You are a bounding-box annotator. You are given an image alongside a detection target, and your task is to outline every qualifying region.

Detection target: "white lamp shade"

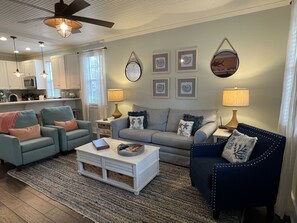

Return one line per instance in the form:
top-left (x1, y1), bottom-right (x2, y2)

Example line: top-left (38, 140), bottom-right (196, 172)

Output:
top-left (108, 89), bottom-right (124, 102)
top-left (223, 88), bottom-right (249, 107)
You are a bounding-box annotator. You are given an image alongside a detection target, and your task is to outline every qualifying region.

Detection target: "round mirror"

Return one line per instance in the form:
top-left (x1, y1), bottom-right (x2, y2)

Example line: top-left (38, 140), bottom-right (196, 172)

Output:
top-left (210, 50), bottom-right (239, 78)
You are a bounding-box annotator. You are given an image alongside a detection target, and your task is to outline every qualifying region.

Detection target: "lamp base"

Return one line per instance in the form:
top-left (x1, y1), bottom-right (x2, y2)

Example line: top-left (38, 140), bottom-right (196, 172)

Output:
top-left (225, 109), bottom-right (238, 132)
top-left (112, 104), bottom-right (122, 119)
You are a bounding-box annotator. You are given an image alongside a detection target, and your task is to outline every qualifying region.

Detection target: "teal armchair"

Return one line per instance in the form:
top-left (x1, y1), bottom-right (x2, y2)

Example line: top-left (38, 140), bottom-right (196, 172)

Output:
top-left (0, 110), bottom-right (59, 167)
top-left (40, 106), bottom-right (92, 152)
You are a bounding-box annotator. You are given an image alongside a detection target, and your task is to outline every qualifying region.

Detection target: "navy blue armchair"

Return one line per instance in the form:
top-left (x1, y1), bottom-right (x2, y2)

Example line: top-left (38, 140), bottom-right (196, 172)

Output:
top-left (190, 123), bottom-right (286, 220)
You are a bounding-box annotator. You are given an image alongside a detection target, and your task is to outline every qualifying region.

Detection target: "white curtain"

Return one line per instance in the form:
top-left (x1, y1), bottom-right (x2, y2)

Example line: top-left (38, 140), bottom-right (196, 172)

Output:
top-left (80, 49), bottom-right (107, 131)
top-left (276, 0), bottom-right (297, 218)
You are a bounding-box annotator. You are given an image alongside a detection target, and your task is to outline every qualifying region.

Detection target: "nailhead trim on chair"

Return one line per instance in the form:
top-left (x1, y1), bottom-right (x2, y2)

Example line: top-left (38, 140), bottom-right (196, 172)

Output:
top-left (211, 123), bottom-right (284, 211)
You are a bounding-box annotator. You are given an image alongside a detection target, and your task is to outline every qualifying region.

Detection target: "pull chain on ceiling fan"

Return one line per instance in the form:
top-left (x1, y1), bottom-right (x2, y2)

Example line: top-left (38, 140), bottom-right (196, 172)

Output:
top-left (9, 0), bottom-right (114, 38)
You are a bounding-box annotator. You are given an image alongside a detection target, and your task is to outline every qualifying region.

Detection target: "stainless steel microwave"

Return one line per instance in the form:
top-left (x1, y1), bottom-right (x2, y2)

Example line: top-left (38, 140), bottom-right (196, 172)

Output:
top-left (24, 76), bottom-right (37, 89)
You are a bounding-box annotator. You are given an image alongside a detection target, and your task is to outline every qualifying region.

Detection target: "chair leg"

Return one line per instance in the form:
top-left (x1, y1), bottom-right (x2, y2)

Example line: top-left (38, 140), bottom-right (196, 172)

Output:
top-left (266, 205), bottom-right (275, 222)
top-left (213, 210), bottom-right (220, 220)
top-left (0, 159), bottom-right (4, 165)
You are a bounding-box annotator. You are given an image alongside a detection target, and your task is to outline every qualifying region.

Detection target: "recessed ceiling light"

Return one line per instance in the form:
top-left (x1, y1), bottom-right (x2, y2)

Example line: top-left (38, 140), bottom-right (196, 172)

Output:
top-left (14, 50), bottom-right (19, 53)
top-left (25, 47), bottom-right (31, 51)
top-left (0, 37), bottom-right (7, 41)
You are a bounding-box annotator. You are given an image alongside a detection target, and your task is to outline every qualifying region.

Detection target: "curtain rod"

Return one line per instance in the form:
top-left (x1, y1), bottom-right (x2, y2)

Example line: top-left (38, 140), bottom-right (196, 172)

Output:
top-left (77, 46), bottom-right (107, 54)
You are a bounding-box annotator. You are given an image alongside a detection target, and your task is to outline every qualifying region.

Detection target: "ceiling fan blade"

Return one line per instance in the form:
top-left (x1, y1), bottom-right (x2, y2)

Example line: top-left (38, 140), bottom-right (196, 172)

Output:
top-left (18, 17), bottom-right (51, 24)
top-left (5, 0), bottom-right (54, 14)
top-left (71, 29), bottom-right (81, 34)
top-left (70, 16), bottom-right (114, 28)
top-left (63, 0), bottom-right (90, 16)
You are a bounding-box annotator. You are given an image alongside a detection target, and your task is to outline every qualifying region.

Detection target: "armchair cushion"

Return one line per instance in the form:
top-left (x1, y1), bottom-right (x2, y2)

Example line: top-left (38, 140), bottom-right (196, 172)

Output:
top-left (222, 129), bottom-right (258, 163)
top-left (54, 118), bottom-right (78, 131)
top-left (41, 106), bottom-right (74, 125)
top-left (9, 124), bottom-right (41, 142)
top-left (66, 129), bottom-right (90, 140)
top-left (21, 137), bottom-right (54, 152)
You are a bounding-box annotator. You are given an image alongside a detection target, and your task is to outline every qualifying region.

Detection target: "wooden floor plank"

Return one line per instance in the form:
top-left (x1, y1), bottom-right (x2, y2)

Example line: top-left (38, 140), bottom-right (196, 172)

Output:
top-left (0, 202), bottom-right (27, 223)
top-left (13, 204), bottom-right (54, 223)
top-left (45, 207), bottom-right (93, 223)
top-left (0, 187), bottom-right (23, 210)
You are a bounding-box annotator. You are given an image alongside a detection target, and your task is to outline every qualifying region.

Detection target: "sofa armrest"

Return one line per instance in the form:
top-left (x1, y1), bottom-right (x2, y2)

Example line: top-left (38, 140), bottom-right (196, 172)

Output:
top-left (0, 134), bottom-right (22, 166)
top-left (76, 120), bottom-right (93, 141)
top-left (111, 117), bottom-right (128, 139)
top-left (44, 125), bottom-right (67, 151)
top-left (194, 122), bottom-right (217, 143)
top-left (41, 126), bottom-right (60, 153)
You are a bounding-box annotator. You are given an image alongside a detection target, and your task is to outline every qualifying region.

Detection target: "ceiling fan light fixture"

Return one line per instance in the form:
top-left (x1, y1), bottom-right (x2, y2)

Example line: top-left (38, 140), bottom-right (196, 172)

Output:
top-left (44, 17), bottom-right (82, 38)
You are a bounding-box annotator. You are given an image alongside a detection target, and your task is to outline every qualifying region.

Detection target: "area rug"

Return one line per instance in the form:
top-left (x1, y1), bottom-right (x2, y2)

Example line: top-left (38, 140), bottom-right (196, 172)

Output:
top-left (8, 153), bottom-right (238, 223)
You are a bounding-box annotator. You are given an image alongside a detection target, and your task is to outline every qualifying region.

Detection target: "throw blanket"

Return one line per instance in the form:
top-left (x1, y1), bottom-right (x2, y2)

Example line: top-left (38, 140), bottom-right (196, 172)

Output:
top-left (0, 111), bottom-right (20, 133)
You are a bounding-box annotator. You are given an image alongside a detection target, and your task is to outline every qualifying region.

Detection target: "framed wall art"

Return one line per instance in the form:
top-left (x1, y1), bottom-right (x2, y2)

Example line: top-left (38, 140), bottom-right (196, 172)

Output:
top-left (176, 77), bottom-right (197, 99)
top-left (176, 47), bottom-right (197, 72)
top-left (152, 78), bottom-right (170, 98)
top-left (152, 52), bottom-right (170, 73)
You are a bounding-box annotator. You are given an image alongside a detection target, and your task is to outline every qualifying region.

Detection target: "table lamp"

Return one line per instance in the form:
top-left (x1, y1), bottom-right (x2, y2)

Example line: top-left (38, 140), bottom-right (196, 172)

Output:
top-left (108, 89), bottom-right (124, 119)
top-left (222, 87), bottom-right (249, 131)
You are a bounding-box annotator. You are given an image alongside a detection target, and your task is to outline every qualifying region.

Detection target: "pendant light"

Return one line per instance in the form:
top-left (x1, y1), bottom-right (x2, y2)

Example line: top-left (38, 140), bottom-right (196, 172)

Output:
top-left (10, 36), bottom-right (23, 77)
top-left (39, 41), bottom-right (47, 78)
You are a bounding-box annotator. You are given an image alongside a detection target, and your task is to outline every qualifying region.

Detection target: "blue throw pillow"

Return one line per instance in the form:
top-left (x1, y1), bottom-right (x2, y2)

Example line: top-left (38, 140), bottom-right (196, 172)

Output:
top-left (127, 111), bottom-right (148, 128)
top-left (183, 114), bottom-right (204, 136)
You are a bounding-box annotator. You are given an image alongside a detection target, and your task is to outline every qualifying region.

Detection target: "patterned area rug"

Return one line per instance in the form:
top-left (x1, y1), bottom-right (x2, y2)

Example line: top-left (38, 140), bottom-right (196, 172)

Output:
top-left (8, 153), bottom-right (238, 223)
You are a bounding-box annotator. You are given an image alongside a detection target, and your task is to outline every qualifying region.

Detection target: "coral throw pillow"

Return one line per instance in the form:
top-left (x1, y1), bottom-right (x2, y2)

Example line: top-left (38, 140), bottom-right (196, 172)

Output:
top-left (9, 124), bottom-right (41, 141)
top-left (54, 119), bottom-right (78, 131)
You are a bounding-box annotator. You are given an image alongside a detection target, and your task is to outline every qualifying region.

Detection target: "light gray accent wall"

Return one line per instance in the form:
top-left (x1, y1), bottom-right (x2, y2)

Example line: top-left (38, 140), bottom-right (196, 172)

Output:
top-left (105, 6), bottom-right (290, 132)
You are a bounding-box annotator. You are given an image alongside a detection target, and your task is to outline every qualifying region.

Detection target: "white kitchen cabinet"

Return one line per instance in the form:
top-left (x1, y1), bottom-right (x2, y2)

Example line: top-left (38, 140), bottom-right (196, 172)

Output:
top-left (51, 54), bottom-right (80, 89)
top-left (0, 61), bottom-right (9, 89)
top-left (5, 61), bottom-right (23, 89)
top-left (50, 55), bottom-right (66, 89)
top-left (64, 54), bottom-right (81, 89)
top-left (21, 60), bottom-right (46, 89)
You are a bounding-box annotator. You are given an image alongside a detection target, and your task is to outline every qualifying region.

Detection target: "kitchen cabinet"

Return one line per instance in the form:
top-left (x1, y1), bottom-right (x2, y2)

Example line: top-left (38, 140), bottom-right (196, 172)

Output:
top-left (50, 54), bottom-right (80, 89)
top-left (20, 60), bottom-right (46, 89)
top-left (51, 55), bottom-right (66, 89)
top-left (0, 61), bottom-right (9, 89)
top-left (5, 61), bottom-right (23, 89)
top-left (64, 54), bottom-right (81, 89)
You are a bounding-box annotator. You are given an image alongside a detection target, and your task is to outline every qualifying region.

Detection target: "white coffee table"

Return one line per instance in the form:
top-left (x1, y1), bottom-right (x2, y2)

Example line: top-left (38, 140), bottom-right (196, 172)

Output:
top-left (75, 138), bottom-right (160, 195)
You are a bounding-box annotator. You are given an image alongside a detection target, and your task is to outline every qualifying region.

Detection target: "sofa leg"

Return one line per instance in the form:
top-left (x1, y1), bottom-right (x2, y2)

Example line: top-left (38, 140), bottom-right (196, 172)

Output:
top-left (266, 205), bottom-right (275, 222)
top-left (0, 159), bottom-right (4, 165)
top-left (213, 210), bottom-right (220, 220)
top-left (54, 154), bottom-right (59, 158)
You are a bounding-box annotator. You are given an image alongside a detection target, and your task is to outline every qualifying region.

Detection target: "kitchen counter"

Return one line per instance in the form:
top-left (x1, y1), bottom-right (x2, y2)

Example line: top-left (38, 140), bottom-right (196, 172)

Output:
top-left (0, 98), bottom-right (82, 114)
top-left (0, 98), bottom-right (80, 106)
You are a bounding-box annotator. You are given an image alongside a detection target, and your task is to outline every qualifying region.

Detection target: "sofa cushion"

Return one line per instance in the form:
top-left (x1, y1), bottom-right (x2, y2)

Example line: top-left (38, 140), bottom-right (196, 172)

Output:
top-left (9, 124), bottom-right (41, 142)
top-left (177, 119), bottom-right (194, 137)
top-left (128, 111), bottom-right (148, 128)
top-left (41, 106), bottom-right (74, 125)
top-left (21, 137), bottom-right (54, 153)
top-left (15, 110), bottom-right (38, 128)
top-left (152, 132), bottom-right (193, 150)
top-left (129, 116), bottom-right (144, 129)
top-left (54, 118), bottom-right (78, 131)
top-left (119, 128), bottom-right (161, 143)
top-left (133, 105), bottom-right (169, 131)
top-left (66, 129), bottom-right (89, 140)
top-left (183, 114), bottom-right (204, 136)
top-left (166, 109), bottom-right (217, 132)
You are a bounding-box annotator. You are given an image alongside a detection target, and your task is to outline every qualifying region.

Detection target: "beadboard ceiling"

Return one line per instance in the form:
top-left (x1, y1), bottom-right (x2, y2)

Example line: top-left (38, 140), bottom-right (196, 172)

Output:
top-left (0, 0), bottom-right (290, 56)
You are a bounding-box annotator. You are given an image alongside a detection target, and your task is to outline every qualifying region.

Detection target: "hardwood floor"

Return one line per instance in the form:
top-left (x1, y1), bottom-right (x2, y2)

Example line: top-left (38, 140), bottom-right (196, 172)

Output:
top-left (0, 160), bottom-right (291, 223)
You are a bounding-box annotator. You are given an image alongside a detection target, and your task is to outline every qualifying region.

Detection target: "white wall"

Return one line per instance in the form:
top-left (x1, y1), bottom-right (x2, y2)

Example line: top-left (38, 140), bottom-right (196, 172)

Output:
top-left (105, 6), bottom-right (290, 132)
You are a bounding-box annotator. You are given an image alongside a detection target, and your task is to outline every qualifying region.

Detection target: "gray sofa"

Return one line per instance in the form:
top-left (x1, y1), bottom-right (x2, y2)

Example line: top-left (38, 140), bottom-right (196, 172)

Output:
top-left (111, 105), bottom-right (217, 166)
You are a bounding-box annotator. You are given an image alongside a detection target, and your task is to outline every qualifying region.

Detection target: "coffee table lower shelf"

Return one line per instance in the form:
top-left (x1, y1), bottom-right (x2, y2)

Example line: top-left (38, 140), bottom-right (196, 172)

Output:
top-left (77, 154), bottom-right (159, 195)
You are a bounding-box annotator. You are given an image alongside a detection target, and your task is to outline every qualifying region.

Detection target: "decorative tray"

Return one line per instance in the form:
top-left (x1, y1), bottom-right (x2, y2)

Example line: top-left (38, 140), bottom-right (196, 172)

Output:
top-left (117, 143), bottom-right (144, 156)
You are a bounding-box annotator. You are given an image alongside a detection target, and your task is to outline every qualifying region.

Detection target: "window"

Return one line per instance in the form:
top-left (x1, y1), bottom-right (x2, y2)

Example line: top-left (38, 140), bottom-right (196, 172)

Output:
top-left (45, 61), bottom-right (60, 98)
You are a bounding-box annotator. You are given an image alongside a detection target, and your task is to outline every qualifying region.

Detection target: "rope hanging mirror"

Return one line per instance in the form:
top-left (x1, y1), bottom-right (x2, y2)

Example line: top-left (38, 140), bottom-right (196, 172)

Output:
top-left (125, 51), bottom-right (143, 82)
top-left (210, 38), bottom-right (239, 78)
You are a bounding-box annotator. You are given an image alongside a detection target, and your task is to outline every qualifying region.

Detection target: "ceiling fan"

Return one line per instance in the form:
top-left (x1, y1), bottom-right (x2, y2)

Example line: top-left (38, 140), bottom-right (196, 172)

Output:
top-left (8, 0), bottom-right (114, 38)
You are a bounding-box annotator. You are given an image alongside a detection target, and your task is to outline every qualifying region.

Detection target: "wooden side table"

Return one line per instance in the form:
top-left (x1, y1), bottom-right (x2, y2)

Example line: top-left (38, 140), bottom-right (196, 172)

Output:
top-left (96, 118), bottom-right (114, 138)
top-left (213, 128), bottom-right (231, 142)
